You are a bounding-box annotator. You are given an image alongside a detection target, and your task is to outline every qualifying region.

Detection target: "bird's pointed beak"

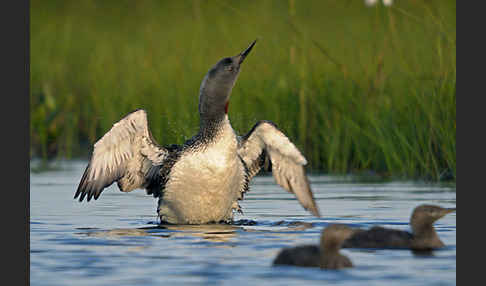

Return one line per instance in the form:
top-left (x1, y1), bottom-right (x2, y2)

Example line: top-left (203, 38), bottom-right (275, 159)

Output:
top-left (444, 208), bottom-right (456, 214)
top-left (438, 207), bottom-right (456, 218)
top-left (237, 39), bottom-right (257, 65)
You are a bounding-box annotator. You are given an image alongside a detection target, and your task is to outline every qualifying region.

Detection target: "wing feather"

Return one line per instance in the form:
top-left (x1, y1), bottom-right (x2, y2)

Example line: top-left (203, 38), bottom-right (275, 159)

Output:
top-left (238, 120), bottom-right (320, 217)
top-left (74, 109), bottom-right (167, 202)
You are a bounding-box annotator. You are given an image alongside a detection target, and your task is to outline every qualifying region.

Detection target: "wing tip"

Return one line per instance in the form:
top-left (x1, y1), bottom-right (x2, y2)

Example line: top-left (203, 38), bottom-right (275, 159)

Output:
top-left (126, 108), bottom-right (147, 117)
top-left (75, 180), bottom-right (107, 202)
top-left (309, 205), bottom-right (321, 217)
top-left (128, 108), bottom-right (148, 121)
top-left (74, 184), bottom-right (86, 202)
top-left (306, 181), bottom-right (320, 218)
top-left (78, 189), bottom-right (88, 202)
top-left (75, 177), bottom-right (94, 203)
top-left (75, 177), bottom-right (89, 202)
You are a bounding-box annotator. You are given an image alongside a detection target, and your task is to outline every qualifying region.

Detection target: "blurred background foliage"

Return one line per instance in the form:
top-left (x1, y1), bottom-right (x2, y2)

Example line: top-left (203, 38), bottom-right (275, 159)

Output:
top-left (30, 0), bottom-right (456, 180)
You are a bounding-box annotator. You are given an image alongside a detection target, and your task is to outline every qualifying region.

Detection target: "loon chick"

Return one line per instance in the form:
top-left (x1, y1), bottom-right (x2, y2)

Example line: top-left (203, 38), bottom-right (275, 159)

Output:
top-left (273, 224), bottom-right (356, 269)
top-left (74, 40), bottom-right (320, 224)
top-left (342, 204), bottom-right (455, 250)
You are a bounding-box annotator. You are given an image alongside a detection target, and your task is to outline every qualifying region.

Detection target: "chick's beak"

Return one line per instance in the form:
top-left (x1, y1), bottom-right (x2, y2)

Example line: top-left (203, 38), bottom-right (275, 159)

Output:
top-left (438, 207), bottom-right (456, 218)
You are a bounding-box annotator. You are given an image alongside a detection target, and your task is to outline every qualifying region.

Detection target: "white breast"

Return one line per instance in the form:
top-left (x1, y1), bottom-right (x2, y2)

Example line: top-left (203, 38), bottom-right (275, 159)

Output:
top-left (159, 120), bottom-right (246, 224)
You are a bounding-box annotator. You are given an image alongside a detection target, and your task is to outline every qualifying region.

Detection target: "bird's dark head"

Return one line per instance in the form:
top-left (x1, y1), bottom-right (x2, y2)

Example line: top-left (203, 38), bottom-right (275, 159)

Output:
top-left (320, 224), bottom-right (357, 251)
top-left (410, 204), bottom-right (455, 232)
top-left (199, 40), bottom-right (257, 121)
top-left (319, 224), bottom-right (356, 269)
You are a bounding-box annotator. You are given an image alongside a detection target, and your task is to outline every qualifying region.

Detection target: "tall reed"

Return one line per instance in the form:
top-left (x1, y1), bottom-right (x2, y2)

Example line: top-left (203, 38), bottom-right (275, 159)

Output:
top-left (30, 0), bottom-right (456, 180)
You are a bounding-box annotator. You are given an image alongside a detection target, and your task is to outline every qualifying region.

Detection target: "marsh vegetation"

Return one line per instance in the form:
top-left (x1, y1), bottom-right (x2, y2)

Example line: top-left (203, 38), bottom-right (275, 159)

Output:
top-left (30, 0), bottom-right (456, 180)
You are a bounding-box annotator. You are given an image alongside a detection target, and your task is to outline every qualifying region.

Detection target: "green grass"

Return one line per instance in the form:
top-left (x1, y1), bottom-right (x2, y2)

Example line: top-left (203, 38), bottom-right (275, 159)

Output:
top-left (30, 0), bottom-right (456, 181)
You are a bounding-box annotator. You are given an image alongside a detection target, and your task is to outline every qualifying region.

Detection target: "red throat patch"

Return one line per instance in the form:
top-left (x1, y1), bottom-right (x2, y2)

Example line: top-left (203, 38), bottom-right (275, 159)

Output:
top-left (225, 101), bottom-right (229, 114)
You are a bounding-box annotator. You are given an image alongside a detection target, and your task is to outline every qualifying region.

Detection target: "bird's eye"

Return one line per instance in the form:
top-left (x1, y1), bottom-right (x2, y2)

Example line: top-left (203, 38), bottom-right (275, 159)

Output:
top-left (225, 66), bottom-right (234, 72)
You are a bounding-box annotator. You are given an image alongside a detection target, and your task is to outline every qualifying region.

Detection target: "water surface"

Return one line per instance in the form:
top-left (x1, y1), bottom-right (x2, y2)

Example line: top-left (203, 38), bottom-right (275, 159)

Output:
top-left (30, 161), bottom-right (456, 286)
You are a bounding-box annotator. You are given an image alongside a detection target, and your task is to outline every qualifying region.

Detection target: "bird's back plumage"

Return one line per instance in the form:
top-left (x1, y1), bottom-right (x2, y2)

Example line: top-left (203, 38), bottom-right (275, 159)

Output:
top-left (342, 226), bottom-right (413, 249)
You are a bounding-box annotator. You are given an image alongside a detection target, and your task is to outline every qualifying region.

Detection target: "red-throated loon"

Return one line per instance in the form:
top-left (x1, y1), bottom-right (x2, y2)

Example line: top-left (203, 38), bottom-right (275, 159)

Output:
top-left (74, 40), bottom-right (320, 224)
top-left (342, 204), bottom-right (455, 250)
top-left (273, 224), bottom-right (357, 269)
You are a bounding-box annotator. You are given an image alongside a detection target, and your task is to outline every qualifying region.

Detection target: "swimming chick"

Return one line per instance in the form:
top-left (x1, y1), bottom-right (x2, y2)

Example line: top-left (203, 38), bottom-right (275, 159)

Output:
top-left (273, 224), bottom-right (356, 269)
top-left (74, 40), bottom-right (320, 224)
top-left (342, 204), bottom-right (455, 250)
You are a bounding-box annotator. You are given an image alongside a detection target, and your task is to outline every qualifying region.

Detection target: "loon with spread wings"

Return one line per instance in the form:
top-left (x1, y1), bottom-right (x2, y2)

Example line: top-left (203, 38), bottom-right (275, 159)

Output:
top-left (74, 40), bottom-right (320, 224)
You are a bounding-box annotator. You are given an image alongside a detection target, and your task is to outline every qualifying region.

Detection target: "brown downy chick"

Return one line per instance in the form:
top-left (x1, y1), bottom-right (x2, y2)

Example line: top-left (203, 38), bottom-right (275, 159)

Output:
top-left (273, 224), bottom-right (357, 269)
top-left (342, 205), bottom-right (455, 251)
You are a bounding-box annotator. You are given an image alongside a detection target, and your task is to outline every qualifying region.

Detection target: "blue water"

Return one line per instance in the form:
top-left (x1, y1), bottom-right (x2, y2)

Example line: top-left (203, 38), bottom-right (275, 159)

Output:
top-left (30, 160), bottom-right (456, 286)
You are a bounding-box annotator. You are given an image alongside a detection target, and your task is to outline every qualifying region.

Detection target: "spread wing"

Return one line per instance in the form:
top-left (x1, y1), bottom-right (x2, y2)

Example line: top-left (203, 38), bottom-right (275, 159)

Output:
top-left (74, 109), bottom-right (168, 202)
top-left (237, 120), bottom-right (320, 217)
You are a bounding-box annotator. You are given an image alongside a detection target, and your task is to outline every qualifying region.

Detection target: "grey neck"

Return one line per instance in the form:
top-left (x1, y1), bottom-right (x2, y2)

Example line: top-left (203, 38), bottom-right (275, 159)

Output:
top-left (199, 113), bottom-right (228, 140)
top-left (198, 85), bottom-right (229, 124)
top-left (197, 76), bottom-right (232, 141)
top-left (199, 105), bottom-right (227, 127)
